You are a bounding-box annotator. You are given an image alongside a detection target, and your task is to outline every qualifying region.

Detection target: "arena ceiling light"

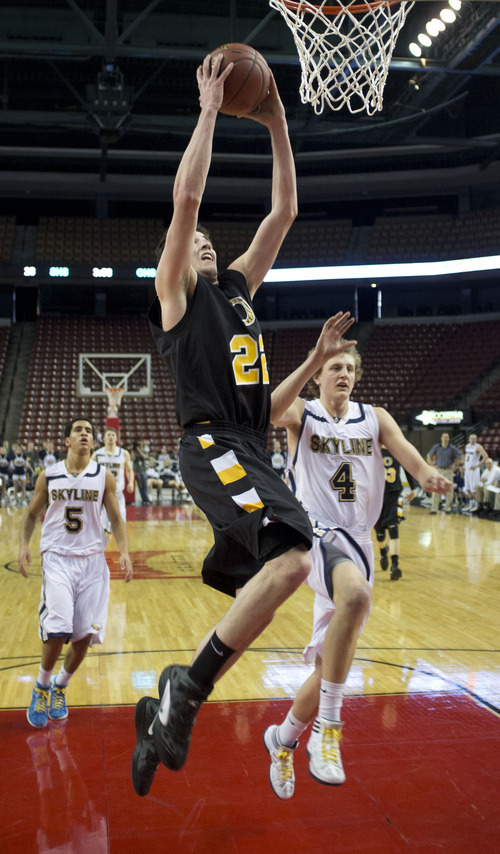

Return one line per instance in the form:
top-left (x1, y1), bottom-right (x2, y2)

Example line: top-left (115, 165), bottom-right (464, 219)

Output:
top-left (408, 2), bottom-right (460, 60)
top-left (263, 254), bottom-right (500, 284)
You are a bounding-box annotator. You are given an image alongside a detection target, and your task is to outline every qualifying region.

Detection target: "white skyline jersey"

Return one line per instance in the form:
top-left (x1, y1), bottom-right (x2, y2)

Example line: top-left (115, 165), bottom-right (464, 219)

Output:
top-left (290, 399), bottom-right (384, 534)
top-left (464, 441), bottom-right (481, 492)
top-left (464, 442), bottom-right (480, 472)
top-left (95, 446), bottom-right (126, 494)
top-left (40, 460), bottom-right (107, 556)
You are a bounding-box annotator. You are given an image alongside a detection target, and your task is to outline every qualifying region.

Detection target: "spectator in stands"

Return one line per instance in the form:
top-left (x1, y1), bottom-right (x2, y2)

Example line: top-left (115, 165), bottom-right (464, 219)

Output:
top-left (130, 440), bottom-right (151, 506)
top-left (157, 444), bottom-right (172, 471)
top-left (271, 438), bottom-right (286, 480)
top-left (146, 456), bottom-right (164, 502)
top-left (157, 454), bottom-right (186, 502)
top-left (24, 440), bottom-right (41, 487)
top-left (426, 433), bottom-right (462, 514)
top-left (462, 433), bottom-right (488, 512)
top-left (453, 460), bottom-right (467, 511)
top-left (10, 442), bottom-right (33, 506)
top-left (41, 440), bottom-right (58, 469)
top-left (375, 447), bottom-right (416, 581)
top-left (472, 457), bottom-right (500, 515)
top-left (0, 445), bottom-right (11, 505)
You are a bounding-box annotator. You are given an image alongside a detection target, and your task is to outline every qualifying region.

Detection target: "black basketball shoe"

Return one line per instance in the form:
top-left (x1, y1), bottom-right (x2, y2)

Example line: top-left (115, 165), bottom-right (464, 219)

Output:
top-left (131, 695), bottom-right (160, 796)
top-left (380, 545), bottom-right (389, 571)
top-left (152, 664), bottom-right (212, 771)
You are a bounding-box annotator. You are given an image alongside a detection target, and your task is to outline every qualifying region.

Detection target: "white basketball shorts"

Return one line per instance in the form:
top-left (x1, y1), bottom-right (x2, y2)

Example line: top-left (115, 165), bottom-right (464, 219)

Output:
top-left (38, 551), bottom-right (110, 645)
top-left (464, 467), bottom-right (480, 494)
top-left (303, 527), bottom-right (375, 665)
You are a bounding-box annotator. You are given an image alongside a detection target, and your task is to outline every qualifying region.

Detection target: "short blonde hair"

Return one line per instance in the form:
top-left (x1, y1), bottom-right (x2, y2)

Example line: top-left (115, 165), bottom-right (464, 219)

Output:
top-left (307, 339), bottom-right (362, 398)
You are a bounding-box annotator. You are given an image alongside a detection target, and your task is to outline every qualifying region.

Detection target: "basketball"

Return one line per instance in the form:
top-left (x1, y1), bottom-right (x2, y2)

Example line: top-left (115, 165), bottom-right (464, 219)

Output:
top-left (209, 43), bottom-right (271, 117)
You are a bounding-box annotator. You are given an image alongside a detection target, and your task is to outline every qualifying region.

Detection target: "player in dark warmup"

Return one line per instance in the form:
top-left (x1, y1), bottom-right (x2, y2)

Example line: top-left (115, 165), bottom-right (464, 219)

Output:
top-left (131, 51), bottom-right (336, 796)
top-left (374, 448), bottom-right (416, 581)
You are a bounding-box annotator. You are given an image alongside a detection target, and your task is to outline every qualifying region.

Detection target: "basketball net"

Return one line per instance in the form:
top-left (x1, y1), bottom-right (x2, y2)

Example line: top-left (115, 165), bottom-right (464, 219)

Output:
top-left (105, 387), bottom-right (125, 417)
top-left (269, 0), bottom-right (415, 115)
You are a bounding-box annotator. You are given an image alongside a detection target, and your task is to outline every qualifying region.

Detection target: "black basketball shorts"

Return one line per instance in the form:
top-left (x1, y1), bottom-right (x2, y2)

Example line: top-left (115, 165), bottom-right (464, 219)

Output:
top-left (180, 422), bottom-right (313, 596)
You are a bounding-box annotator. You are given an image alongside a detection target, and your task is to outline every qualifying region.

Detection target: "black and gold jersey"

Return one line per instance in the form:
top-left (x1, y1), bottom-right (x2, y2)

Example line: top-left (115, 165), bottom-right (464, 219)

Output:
top-left (149, 270), bottom-right (271, 434)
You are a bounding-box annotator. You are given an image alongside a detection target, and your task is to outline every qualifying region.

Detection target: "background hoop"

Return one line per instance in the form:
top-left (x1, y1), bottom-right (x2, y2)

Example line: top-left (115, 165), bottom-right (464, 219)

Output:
top-left (105, 387), bottom-right (125, 417)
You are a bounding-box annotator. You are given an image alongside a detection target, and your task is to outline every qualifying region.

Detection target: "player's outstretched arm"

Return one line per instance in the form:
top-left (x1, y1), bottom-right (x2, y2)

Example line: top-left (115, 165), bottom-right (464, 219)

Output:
top-left (103, 471), bottom-right (133, 582)
top-left (18, 471), bottom-right (48, 578)
top-left (377, 409), bottom-right (453, 495)
top-left (156, 54), bottom-right (233, 331)
top-left (228, 75), bottom-right (297, 296)
top-left (271, 313), bottom-right (356, 427)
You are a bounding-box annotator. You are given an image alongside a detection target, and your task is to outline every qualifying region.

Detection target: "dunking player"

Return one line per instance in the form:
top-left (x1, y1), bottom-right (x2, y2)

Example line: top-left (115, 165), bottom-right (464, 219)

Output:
top-left (93, 427), bottom-right (134, 532)
top-left (131, 54), bottom-right (351, 797)
top-left (374, 447), bottom-right (416, 581)
top-left (19, 418), bottom-right (132, 728)
top-left (262, 319), bottom-right (452, 799)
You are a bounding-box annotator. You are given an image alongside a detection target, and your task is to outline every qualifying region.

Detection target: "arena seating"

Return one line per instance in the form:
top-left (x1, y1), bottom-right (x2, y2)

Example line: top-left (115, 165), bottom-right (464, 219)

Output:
top-left (353, 319), bottom-right (500, 422)
top-left (0, 216), bottom-right (15, 263)
top-left (17, 317), bottom-right (309, 454)
top-left (35, 217), bottom-right (165, 265)
top-left (33, 216), bottom-right (353, 270)
top-left (19, 316), bottom-right (176, 453)
top-left (479, 422), bottom-right (500, 458)
top-left (366, 208), bottom-right (500, 262)
top-left (0, 325), bottom-right (11, 376)
top-left (4, 207), bottom-right (499, 272)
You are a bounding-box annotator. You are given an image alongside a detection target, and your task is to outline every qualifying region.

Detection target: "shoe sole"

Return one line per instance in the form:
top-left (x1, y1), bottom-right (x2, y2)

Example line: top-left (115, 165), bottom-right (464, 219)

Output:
top-left (131, 696), bottom-right (159, 796)
top-left (48, 710), bottom-right (68, 721)
top-left (309, 765), bottom-right (345, 786)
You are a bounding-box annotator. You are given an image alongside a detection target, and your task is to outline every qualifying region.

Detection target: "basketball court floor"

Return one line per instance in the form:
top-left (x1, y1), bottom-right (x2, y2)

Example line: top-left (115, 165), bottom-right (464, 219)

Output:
top-left (1, 501), bottom-right (499, 853)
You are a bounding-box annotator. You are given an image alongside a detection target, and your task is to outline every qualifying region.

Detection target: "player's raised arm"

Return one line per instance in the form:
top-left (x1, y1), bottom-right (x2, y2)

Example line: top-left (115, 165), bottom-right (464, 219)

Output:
top-left (155, 54), bottom-right (233, 331)
top-left (271, 313), bottom-right (356, 426)
top-left (228, 76), bottom-right (297, 297)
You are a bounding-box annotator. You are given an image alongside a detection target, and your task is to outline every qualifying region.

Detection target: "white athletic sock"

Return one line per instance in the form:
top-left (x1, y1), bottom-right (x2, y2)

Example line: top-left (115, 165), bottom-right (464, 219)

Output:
top-left (37, 667), bottom-right (52, 688)
top-left (278, 709), bottom-right (309, 748)
top-left (318, 679), bottom-right (344, 722)
top-left (54, 666), bottom-right (72, 687)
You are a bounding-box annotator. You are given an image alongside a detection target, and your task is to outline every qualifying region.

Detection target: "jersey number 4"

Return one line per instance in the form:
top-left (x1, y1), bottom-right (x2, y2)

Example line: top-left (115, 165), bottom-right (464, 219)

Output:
top-left (230, 334), bottom-right (269, 386)
top-left (330, 462), bottom-right (356, 502)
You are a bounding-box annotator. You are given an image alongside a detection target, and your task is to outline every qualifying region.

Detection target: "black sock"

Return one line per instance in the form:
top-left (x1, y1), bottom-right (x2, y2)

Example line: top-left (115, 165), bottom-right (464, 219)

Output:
top-left (391, 556), bottom-right (398, 566)
top-left (188, 631), bottom-right (236, 690)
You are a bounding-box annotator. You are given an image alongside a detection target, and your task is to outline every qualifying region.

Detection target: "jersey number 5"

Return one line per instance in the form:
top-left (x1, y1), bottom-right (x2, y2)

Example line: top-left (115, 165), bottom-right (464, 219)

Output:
top-left (330, 462), bottom-right (356, 502)
top-left (65, 506), bottom-right (83, 534)
top-left (230, 334), bottom-right (269, 386)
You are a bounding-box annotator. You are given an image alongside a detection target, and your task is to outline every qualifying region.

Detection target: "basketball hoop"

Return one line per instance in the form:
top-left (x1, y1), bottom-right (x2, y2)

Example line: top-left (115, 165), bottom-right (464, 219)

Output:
top-left (105, 387), bottom-right (125, 417)
top-left (269, 0), bottom-right (415, 115)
